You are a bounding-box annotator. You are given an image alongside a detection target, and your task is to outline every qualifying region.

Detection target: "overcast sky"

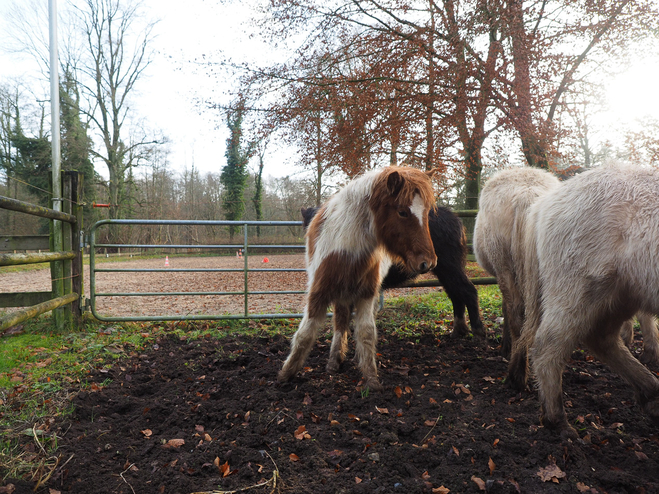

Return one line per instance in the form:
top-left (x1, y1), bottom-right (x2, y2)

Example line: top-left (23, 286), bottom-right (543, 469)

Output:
top-left (1, 0), bottom-right (659, 183)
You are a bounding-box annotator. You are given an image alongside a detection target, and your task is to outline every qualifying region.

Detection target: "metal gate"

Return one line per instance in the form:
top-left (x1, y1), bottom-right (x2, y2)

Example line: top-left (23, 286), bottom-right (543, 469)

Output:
top-left (87, 214), bottom-right (496, 323)
top-left (88, 219), bottom-right (308, 322)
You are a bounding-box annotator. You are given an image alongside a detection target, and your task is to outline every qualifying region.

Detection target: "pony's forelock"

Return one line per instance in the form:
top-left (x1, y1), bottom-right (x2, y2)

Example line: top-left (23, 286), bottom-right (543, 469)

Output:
top-left (370, 166), bottom-right (435, 210)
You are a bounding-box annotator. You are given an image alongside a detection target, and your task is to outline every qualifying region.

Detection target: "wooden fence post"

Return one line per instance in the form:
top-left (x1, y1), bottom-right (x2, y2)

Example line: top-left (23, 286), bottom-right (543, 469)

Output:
top-left (63, 171), bottom-right (83, 326)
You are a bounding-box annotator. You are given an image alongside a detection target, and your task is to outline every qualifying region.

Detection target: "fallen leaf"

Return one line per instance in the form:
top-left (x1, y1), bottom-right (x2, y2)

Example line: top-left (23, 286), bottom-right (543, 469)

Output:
top-left (141, 429), bottom-right (152, 438)
top-left (488, 457), bottom-right (496, 475)
top-left (327, 449), bottom-right (343, 458)
top-left (493, 438), bottom-right (499, 448)
top-left (424, 419), bottom-right (437, 427)
top-left (394, 386), bottom-right (403, 398)
top-left (0, 485), bottom-right (15, 494)
top-left (49, 489), bottom-right (61, 494)
top-left (452, 446), bottom-right (460, 456)
top-left (506, 417), bottom-right (515, 423)
top-left (289, 453), bottom-right (300, 462)
top-left (220, 461), bottom-right (231, 477)
top-left (164, 438), bottom-right (185, 448)
top-left (576, 482), bottom-right (591, 492)
top-left (432, 487), bottom-right (450, 494)
top-left (471, 476), bottom-right (486, 491)
top-left (537, 461), bottom-right (566, 483)
top-left (421, 471), bottom-right (430, 480)
top-left (303, 394), bottom-right (313, 406)
top-left (204, 433), bottom-right (212, 442)
top-left (355, 477), bottom-right (362, 484)
top-left (375, 406), bottom-right (389, 414)
top-left (635, 451), bottom-right (649, 461)
top-left (294, 425), bottom-right (309, 440)
top-left (195, 425), bottom-right (204, 433)
top-left (429, 398), bottom-right (438, 404)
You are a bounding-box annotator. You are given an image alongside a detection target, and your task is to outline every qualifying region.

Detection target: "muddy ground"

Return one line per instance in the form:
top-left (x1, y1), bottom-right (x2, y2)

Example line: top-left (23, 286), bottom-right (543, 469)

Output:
top-left (4, 317), bottom-right (659, 494)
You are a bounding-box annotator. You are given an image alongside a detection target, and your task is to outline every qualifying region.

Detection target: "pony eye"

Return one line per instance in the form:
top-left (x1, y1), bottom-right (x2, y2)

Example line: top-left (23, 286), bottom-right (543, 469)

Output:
top-left (398, 209), bottom-right (409, 218)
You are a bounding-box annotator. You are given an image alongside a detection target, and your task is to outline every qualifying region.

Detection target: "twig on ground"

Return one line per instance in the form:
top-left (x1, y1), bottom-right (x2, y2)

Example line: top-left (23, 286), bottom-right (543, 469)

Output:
top-left (190, 450), bottom-right (281, 494)
top-left (421, 414), bottom-right (441, 444)
top-left (30, 424), bottom-right (61, 492)
top-left (118, 462), bottom-right (137, 494)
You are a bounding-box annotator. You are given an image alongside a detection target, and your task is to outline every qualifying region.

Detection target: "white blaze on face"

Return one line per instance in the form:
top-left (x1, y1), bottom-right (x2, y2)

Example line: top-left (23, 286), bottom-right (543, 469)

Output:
top-left (410, 193), bottom-right (425, 226)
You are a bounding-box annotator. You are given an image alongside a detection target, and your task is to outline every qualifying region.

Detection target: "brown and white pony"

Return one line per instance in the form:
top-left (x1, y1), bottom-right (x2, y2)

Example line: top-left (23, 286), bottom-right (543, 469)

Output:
top-left (278, 166), bottom-right (438, 390)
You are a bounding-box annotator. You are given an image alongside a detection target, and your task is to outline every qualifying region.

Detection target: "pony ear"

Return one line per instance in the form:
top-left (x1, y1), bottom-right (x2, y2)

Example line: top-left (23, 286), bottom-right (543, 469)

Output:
top-left (387, 170), bottom-right (404, 196)
top-left (426, 167), bottom-right (439, 178)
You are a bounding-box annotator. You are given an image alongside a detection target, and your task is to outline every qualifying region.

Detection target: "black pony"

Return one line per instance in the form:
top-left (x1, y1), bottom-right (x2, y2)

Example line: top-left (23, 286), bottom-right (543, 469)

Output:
top-left (301, 206), bottom-right (484, 338)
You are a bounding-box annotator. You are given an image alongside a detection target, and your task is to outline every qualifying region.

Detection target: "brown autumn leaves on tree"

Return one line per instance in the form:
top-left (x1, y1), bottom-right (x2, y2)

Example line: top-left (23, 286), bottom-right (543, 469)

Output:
top-left (224, 0), bottom-right (659, 207)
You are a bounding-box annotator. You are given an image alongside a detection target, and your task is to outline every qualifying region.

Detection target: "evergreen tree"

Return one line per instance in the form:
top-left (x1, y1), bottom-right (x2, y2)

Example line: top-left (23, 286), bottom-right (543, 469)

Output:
top-left (60, 66), bottom-right (99, 226)
top-left (221, 102), bottom-right (254, 240)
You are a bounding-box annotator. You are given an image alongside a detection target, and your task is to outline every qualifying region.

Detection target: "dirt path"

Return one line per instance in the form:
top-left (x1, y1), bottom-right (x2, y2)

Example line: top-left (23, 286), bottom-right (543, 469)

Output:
top-left (1, 255), bottom-right (438, 319)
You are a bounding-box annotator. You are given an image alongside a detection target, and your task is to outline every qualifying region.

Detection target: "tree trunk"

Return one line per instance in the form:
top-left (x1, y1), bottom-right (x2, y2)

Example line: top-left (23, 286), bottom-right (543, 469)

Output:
top-left (507, 0), bottom-right (550, 169)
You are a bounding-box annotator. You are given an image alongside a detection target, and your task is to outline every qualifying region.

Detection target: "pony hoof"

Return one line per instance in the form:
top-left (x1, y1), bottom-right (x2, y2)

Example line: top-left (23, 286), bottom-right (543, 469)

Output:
top-left (541, 415), bottom-right (577, 440)
top-left (326, 362), bottom-right (340, 374)
top-left (471, 323), bottom-right (486, 338)
top-left (451, 322), bottom-right (470, 338)
top-left (639, 351), bottom-right (659, 367)
top-left (363, 379), bottom-right (383, 392)
top-left (642, 395), bottom-right (659, 426)
top-left (560, 426), bottom-right (579, 441)
top-left (277, 369), bottom-right (294, 383)
top-left (506, 371), bottom-right (527, 392)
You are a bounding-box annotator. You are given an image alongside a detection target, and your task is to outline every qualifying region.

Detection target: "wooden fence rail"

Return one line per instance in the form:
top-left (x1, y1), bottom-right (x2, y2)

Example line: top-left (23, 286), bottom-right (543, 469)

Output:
top-left (0, 171), bottom-right (83, 332)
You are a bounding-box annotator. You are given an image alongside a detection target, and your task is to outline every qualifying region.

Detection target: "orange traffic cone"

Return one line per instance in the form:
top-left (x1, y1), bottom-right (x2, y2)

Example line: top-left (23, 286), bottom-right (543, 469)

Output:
top-left (165, 256), bottom-right (170, 267)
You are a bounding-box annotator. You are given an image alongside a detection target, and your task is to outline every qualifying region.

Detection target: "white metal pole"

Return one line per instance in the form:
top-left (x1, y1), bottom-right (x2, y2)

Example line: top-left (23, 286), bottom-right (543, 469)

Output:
top-left (49, 0), bottom-right (64, 328)
top-left (49, 0), bottom-right (61, 206)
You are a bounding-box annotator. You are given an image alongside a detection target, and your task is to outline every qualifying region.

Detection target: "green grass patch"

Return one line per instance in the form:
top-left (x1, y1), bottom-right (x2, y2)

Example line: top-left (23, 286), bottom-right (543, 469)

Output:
top-left (380, 285), bottom-right (503, 339)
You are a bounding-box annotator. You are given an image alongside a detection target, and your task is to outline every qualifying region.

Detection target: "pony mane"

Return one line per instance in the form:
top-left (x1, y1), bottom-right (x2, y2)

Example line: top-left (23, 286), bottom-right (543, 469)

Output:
top-left (369, 166), bottom-right (435, 209)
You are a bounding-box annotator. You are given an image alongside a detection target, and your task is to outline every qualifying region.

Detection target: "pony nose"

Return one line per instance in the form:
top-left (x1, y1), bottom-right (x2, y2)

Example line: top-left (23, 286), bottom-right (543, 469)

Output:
top-left (418, 260), bottom-right (434, 274)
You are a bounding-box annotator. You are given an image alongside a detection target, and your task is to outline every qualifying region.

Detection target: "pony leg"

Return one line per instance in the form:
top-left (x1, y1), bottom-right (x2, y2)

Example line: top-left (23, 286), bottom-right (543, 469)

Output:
top-left (278, 307), bottom-right (326, 383)
top-left (620, 319), bottom-right (634, 348)
top-left (507, 321), bottom-right (533, 391)
top-left (638, 312), bottom-right (659, 366)
top-left (507, 277), bottom-right (541, 391)
top-left (353, 297), bottom-right (382, 391)
top-left (530, 313), bottom-right (582, 436)
top-left (327, 303), bottom-right (351, 373)
top-left (449, 295), bottom-right (469, 337)
top-left (497, 271), bottom-right (524, 359)
top-left (464, 282), bottom-right (485, 338)
top-left (439, 269), bottom-right (484, 338)
top-left (586, 322), bottom-right (659, 426)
